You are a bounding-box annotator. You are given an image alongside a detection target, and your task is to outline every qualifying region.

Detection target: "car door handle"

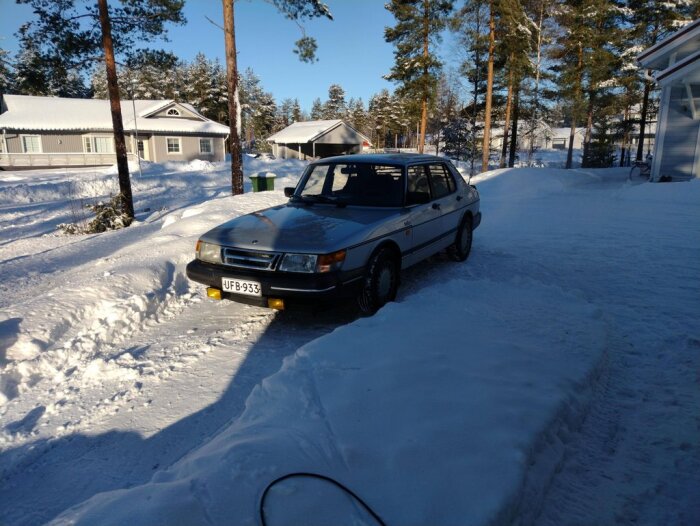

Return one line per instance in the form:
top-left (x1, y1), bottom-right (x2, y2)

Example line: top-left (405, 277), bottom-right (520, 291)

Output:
top-left (432, 203), bottom-right (441, 210)
top-left (456, 195), bottom-right (463, 201)
top-left (404, 220), bottom-right (412, 226)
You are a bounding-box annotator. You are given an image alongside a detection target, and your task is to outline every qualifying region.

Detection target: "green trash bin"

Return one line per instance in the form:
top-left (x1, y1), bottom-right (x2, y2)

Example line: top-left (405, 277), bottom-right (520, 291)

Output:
top-left (249, 172), bottom-right (276, 192)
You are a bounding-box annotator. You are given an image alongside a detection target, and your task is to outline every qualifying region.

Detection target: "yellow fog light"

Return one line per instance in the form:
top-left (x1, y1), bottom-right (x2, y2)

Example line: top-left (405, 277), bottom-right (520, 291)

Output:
top-left (207, 287), bottom-right (222, 300)
top-left (268, 298), bottom-right (285, 310)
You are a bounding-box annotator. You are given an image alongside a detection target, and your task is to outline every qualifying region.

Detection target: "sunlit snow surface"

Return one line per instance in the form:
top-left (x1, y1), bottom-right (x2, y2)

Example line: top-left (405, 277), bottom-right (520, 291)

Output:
top-left (0, 155), bottom-right (698, 526)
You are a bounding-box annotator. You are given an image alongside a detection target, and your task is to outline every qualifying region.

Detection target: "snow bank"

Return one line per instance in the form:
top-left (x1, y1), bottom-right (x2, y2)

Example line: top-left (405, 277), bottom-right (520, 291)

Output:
top-left (55, 278), bottom-right (605, 526)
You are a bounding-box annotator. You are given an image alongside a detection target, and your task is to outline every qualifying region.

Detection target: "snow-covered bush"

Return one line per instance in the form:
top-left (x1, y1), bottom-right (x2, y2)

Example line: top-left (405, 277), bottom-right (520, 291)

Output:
top-left (59, 193), bottom-right (133, 234)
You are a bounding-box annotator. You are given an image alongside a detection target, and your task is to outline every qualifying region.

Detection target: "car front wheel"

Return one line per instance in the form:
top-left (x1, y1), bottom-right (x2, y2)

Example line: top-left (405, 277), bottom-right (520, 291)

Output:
top-left (448, 214), bottom-right (473, 262)
top-left (357, 247), bottom-right (399, 315)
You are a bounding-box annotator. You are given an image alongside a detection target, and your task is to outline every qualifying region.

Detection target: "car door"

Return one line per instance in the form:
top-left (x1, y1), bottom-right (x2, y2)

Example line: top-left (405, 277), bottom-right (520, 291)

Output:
top-left (403, 163), bottom-right (442, 267)
top-left (425, 162), bottom-right (462, 239)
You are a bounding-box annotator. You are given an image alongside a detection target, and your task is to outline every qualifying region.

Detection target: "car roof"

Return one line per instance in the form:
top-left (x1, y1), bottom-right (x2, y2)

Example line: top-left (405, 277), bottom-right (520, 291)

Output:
top-left (311, 153), bottom-right (449, 166)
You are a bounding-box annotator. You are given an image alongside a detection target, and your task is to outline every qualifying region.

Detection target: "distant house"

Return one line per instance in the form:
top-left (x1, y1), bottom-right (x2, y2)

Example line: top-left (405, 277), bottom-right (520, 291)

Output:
top-left (638, 19), bottom-right (700, 181)
top-left (267, 120), bottom-right (371, 160)
top-left (0, 95), bottom-right (230, 169)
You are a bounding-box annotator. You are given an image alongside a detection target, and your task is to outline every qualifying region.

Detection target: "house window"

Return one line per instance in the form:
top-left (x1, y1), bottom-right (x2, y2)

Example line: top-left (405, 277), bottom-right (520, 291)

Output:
top-left (199, 138), bottom-right (213, 154)
top-left (83, 135), bottom-right (114, 153)
top-left (21, 135), bottom-right (42, 153)
top-left (552, 138), bottom-right (567, 150)
top-left (167, 137), bottom-right (181, 154)
top-left (166, 108), bottom-right (181, 116)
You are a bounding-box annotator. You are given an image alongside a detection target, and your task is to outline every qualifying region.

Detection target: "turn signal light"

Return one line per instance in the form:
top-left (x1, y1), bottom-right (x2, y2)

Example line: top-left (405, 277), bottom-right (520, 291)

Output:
top-left (207, 287), bottom-right (222, 300)
top-left (317, 250), bottom-right (346, 272)
top-left (268, 298), bottom-right (285, 310)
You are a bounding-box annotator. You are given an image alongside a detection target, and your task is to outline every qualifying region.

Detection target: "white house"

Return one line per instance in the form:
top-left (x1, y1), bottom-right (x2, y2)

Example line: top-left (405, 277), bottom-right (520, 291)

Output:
top-left (638, 19), bottom-right (700, 181)
top-left (267, 120), bottom-right (371, 160)
top-left (0, 95), bottom-right (230, 169)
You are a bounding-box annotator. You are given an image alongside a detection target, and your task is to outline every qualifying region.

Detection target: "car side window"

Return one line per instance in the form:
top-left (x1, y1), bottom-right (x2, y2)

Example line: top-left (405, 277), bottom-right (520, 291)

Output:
top-left (406, 165), bottom-right (431, 205)
top-left (427, 164), bottom-right (455, 199)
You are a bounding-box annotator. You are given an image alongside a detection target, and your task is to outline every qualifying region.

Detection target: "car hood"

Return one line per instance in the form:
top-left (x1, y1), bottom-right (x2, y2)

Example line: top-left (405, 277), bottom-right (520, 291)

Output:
top-left (200, 203), bottom-right (406, 253)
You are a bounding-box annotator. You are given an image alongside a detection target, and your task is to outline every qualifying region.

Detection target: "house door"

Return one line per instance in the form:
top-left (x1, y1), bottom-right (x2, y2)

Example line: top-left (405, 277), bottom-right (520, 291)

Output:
top-left (137, 138), bottom-right (150, 161)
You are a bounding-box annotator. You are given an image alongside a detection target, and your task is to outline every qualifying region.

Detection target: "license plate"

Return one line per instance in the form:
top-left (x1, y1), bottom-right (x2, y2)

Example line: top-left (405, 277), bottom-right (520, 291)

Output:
top-left (221, 277), bottom-right (262, 297)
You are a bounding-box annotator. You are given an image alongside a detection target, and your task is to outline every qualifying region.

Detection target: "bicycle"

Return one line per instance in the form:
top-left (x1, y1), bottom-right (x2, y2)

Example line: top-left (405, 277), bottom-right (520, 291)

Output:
top-left (628, 161), bottom-right (651, 183)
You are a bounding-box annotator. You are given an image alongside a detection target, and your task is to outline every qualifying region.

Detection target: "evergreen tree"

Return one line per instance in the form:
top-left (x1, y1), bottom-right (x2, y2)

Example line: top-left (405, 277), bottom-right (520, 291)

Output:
top-left (385, 0), bottom-right (454, 153)
top-left (278, 98), bottom-right (296, 126)
top-left (451, 0), bottom-right (489, 172)
top-left (310, 97), bottom-right (324, 119)
top-left (0, 46), bottom-right (14, 94)
top-left (17, 0), bottom-right (186, 222)
top-left (323, 83), bottom-right (346, 119)
top-left (14, 35), bottom-right (51, 95)
top-left (291, 98), bottom-right (303, 122)
top-left (346, 97), bottom-right (368, 134)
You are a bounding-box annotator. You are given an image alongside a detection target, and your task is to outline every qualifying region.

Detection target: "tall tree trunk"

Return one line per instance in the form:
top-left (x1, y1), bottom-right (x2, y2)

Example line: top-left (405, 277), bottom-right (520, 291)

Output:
top-left (620, 105), bottom-right (630, 167)
top-left (508, 85), bottom-right (520, 167)
top-left (581, 93), bottom-right (594, 168)
top-left (500, 58), bottom-right (515, 168)
top-left (223, 0), bottom-right (243, 195)
top-left (482, 0), bottom-right (495, 172)
top-left (636, 78), bottom-right (651, 162)
top-left (418, 0), bottom-right (429, 154)
top-left (528, 1), bottom-right (545, 162)
top-left (97, 0), bottom-right (134, 220)
top-left (566, 42), bottom-right (583, 170)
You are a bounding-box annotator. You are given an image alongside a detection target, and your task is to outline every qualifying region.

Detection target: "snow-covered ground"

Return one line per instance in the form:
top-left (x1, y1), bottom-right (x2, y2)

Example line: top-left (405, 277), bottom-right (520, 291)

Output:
top-left (0, 157), bottom-right (698, 525)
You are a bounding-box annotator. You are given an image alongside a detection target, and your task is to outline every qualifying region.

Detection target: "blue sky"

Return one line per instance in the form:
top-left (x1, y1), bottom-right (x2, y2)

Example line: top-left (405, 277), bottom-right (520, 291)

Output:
top-left (0, 0), bottom-right (435, 112)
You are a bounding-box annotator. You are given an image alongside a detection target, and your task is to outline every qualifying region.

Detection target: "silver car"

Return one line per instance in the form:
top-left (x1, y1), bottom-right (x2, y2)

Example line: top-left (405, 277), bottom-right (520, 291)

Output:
top-left (186, 154), bottom-right (481, 314)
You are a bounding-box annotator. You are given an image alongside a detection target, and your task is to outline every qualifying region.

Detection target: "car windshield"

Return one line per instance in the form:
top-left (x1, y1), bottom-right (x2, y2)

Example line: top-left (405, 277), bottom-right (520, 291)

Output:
top-left (296, 163), bottom-right (404, 207)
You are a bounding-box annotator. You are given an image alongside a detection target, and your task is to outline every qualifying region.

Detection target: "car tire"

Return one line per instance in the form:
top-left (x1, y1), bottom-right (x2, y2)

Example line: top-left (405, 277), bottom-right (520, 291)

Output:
top-left (448, 214), bottom-right (473, 262)
top-left (357, 247), bottom-right (399, 316)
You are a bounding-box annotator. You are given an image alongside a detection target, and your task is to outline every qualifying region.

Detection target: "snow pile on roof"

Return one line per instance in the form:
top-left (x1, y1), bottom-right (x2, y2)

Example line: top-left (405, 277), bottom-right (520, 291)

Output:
top-left (0, 95), bottom-right (229, 135)
top-left (267, 119), bottom-right (344, 143)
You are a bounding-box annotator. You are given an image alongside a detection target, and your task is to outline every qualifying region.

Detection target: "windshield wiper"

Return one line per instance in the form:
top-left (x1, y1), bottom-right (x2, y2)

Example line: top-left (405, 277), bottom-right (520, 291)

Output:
top-left (298, 194), bottom-right (348, 207)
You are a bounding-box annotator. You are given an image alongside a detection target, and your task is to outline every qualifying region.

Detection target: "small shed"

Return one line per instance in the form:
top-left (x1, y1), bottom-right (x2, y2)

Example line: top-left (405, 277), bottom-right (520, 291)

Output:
top-left (267, 120), bottom-right (371, 160)
top-left (638, 19), bottom-right (700, 181)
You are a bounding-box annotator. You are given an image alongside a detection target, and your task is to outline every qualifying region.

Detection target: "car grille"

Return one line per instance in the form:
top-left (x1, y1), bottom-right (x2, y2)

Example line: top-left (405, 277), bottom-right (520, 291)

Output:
top-left (222, 248), bottom-right (281, 271)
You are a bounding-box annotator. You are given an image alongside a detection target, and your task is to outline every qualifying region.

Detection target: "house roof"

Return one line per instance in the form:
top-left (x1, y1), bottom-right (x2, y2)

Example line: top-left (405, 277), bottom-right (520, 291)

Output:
top-left (0, 95), bottom-right (230, 135)
top-left (267, 119), bottom-right (370, 144)
top-left (638, 18), bottom-right (700, 70)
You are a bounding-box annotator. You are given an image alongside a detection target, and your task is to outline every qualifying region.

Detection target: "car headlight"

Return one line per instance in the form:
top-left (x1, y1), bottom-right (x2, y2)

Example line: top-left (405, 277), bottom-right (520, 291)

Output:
top-left (196, 240), bottom-right (223, 264)
top-left (279, 253), bottom-right (317, 273)
top-left (278, 250), bottom-right (346, 273)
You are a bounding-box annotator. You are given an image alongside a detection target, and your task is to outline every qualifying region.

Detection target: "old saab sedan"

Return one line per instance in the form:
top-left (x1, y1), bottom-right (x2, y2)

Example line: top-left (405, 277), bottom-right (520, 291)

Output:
top-left (186, 154), bottom-right (481, 314)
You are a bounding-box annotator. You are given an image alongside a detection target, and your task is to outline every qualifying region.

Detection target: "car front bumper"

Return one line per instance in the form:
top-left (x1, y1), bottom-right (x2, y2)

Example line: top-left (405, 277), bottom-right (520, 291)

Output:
top-left (186, 259), bottom-right (365, 307)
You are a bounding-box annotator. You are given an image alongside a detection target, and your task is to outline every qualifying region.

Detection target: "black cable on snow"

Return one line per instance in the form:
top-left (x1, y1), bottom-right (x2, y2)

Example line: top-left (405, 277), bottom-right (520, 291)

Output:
top-left (259, 472), bottom-right (387, 526)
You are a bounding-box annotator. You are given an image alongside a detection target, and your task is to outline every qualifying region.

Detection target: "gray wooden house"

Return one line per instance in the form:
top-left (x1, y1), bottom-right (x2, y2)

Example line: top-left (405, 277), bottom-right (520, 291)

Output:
top-left (267, 120), bottom-right (371, 160)
top-left (638, 19), bottom-right (700, 181)
top-left (0, 95), bottom-right (229, 169)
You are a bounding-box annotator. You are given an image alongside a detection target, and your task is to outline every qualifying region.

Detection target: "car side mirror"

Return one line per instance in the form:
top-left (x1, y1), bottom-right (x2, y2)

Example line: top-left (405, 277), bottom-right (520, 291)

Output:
top-left (284, 187), bottom-right (295, 198)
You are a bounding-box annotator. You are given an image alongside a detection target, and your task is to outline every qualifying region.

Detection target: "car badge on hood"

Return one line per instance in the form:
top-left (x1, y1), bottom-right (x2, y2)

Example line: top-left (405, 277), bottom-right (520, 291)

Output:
top-left (252, 240), bottom-right (258, 245)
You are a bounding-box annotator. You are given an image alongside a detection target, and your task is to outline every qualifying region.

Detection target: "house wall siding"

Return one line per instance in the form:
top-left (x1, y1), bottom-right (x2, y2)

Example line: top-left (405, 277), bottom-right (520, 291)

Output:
top-left (152, 135), bottom-right (224, 162)
top-left (314, 124), bottom-right (363, 145)
top-left (658, 88), bottom-right (699, 181)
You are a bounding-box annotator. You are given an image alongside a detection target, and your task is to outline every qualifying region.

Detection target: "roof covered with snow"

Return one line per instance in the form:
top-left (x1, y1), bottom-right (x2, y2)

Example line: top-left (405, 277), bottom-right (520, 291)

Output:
top-left (0, 95), bottom-right (230, 135)
top-left (267, 119), bottom-right (369, 144)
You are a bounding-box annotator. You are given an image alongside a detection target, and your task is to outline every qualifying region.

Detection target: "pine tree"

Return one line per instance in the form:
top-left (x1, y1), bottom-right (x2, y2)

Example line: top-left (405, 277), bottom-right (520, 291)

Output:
top-left (385, 0), bottom-right (454, 153)
top-left (222, 0), bottom-right (332, 196)
top-left (346, 97), bottom-right (368, 134)
top-left (323, 84), bottom-right (346, 119)
top-left (451, 0), bottom-right (489, 172)
top-left (291, 98), bottom-right (303, 122)
top-left (310, 97), bottom-right (324, 119)
top-left (17, 0), bottom-right (186, 222)
top-left (0, 46), bottom-right (14, 94)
